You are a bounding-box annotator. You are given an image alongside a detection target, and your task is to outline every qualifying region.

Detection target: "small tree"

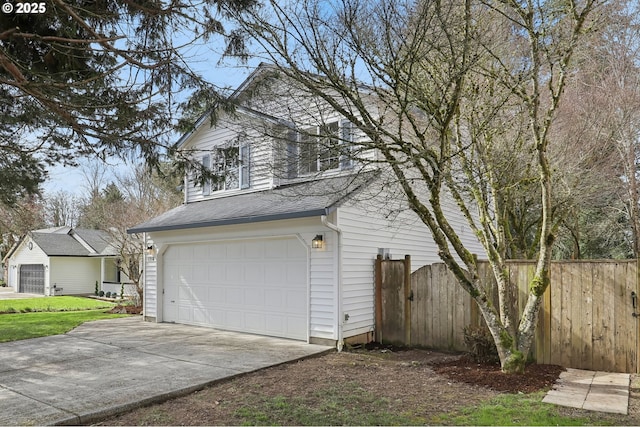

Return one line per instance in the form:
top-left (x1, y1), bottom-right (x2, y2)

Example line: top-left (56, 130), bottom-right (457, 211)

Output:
top-left (78, 163), bottom-right (182, 307)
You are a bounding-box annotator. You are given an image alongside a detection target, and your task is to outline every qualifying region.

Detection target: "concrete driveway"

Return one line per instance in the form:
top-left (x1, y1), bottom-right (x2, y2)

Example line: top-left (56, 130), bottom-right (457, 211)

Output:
top-left (0, 317), bottom-right (332, 425)
top-left (0, 287), bottom-right (44, 299)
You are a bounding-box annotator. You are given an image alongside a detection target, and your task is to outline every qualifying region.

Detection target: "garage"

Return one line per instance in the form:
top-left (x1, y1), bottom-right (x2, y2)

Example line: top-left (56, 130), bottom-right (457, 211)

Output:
top-left (162, 236), bottom-right (308, 340)
top-left (19, 264), bottom-right (45, 294)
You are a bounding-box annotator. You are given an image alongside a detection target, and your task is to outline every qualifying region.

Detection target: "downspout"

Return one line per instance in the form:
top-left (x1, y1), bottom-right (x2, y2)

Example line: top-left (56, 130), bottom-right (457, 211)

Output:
top-left (321, 214), bottom-right (343, 351)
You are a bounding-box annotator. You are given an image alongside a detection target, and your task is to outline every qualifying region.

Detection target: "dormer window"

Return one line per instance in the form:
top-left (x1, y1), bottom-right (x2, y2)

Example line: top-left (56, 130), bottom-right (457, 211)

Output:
top-left (201, 142), bottom-right (250, 195)
top-left (296, 120), bottom-right (354, 176)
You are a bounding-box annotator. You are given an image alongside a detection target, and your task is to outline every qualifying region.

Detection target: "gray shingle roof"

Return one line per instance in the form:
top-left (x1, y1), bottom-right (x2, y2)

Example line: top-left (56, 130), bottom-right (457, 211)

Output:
top-left (31, 228), bottom-right (116, 257)
top-left (128, 175), bottom-right (370, 234)
top-left (31, 232), bottom-right (91, 256)
top-left (73, 229), bottom-right (113, 254)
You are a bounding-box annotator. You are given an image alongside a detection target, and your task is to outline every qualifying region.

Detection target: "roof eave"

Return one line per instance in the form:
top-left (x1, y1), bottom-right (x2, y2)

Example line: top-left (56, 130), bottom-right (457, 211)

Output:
top-left (128, 207), bottom-right (333, 234)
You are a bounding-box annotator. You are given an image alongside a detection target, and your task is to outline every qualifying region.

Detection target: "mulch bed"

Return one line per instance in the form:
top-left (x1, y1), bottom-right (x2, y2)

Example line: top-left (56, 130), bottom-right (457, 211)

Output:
top-left (432, 354), bottom-right (564, 393)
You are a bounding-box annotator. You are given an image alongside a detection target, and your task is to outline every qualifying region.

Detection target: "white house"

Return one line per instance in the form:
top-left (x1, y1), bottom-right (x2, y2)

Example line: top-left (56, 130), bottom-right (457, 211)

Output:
top-left (3, 226), bottom-right (123, 296)
top-left (129, 64), bottom-right (485, 347)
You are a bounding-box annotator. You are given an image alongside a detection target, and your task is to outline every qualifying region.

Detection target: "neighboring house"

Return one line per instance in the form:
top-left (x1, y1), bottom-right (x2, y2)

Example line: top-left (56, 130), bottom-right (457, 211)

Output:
top-left (3, 226), bottom-right (128, 296)
top-left (128, 64), bottom-right (485, 347)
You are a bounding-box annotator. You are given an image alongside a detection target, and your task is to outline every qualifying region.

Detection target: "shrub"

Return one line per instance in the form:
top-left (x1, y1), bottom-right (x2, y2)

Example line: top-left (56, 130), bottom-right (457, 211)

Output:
top-left (94, 280), bottom-right (99, 295)
top-left (105, 291), bottom-right (111, 298)
top-left (463, 325), bottom-right (499, 363)
top-left (98, 290), bottom-right (105, 297)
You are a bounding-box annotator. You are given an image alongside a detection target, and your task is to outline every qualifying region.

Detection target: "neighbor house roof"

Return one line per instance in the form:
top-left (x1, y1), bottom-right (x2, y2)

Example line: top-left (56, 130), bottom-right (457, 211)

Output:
top-left (72, 229), bottom-right (113, 255)
top-left (128, 174), bottom-right (372, 234)
top-left (31, 232), bottom-right (92, 256)
top-left (15, 228), bottom-right (118, 258)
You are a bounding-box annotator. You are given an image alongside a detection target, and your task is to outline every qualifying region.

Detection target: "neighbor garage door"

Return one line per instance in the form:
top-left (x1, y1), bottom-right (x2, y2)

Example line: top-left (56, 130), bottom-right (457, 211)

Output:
top-left (19, 264), bottom-right (45, 294)
top-left (163, 237), bottom-right (308, 340)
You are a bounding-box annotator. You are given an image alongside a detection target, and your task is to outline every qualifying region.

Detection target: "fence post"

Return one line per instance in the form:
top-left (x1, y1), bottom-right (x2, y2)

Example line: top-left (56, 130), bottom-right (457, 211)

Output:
top-left (375, 254), bottom-right (383, 343)
top-left (404, 255), bottom-right (411, 345)
top-left (637, 258), bottom-right (640, 374)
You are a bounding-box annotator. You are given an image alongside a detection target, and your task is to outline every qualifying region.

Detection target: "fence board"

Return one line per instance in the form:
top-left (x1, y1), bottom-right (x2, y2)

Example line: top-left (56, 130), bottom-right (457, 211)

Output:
top-left (569, 264), bottom-right (583, 369)
top-left (549, 262), bottom-right (562, 367)
top-left (618, 261), bottom-right (636, 373)
top-left (380, 259), bottom-right (640, 373)
top-left (591, 264), bottom-right (605, 371)
top-left (603, 263), bottom-right (617, 371)
top-left (580, 265), bottom-right (593, 370)
top-left (410, 267), bottom-right (423, 346)
top-left (613, 263), bottom-right (625, 372)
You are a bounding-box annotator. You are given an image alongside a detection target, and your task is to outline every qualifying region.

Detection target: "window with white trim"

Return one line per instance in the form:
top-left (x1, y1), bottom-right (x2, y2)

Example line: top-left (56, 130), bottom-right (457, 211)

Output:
top-left (297, 120), bottom-right (355, 176)
top-left (201, 142), bottom-right (250, 195)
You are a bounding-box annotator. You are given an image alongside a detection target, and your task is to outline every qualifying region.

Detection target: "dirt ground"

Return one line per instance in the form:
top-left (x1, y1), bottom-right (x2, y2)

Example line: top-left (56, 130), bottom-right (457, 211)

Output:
top-left (100, 346), bottom-right (640, 425)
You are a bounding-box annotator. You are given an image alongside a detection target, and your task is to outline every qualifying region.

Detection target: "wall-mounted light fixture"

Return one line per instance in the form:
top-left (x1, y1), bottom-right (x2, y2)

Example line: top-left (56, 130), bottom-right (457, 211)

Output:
top-left (146, 244), bottom-right (156, 256)
top-left (311, 234), bottom-right (324, 249)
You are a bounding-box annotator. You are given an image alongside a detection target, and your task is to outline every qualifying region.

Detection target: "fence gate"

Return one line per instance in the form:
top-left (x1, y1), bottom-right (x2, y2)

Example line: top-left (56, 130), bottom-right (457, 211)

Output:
top-left (542, 261), bottom-right (639, 373)
top-left (19, 264), bottom-right (45, 294)
top-left (374, 255), bottom-right (411, 346)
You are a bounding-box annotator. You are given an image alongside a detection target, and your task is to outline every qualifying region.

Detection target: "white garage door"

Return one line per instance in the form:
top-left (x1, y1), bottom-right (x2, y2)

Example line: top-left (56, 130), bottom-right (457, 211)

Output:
top-left (163, 237), bottom-right (308, 340)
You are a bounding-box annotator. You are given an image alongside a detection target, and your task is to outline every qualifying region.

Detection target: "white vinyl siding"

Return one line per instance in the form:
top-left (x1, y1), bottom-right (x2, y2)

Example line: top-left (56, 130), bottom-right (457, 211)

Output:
top-left (49, 257), bottom-right (101, 295)
top-left (144, 236), bottom-right (158, 320)
top-left (309, 230), bottom-right (337, 340)
top-left (337, 195), bottom-right (485, 338)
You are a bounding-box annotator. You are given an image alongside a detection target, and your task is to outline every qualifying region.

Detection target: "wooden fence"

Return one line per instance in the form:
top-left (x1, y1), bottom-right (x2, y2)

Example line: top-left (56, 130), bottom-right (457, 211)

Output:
top-left (375, 256), bottom-right (639, 373)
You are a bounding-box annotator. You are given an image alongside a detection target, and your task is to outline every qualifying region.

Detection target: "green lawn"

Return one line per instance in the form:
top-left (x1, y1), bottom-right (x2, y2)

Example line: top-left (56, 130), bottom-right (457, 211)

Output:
top-left (430, 392), bottom-right (599, 426)
top-left (0, 297), bottom-right (127, 343)
top-left (0, 310), bottom-right (129, 342)
top-left (0, 296), bottom-right (115, 313)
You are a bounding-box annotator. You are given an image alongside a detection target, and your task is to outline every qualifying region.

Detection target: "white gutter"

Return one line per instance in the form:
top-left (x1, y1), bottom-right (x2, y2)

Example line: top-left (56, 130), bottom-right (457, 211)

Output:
top-left (321, 214), bottom-right (344, 351)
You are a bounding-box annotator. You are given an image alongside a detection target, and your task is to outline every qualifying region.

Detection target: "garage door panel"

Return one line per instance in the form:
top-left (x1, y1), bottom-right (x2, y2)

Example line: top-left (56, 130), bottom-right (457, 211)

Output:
top-left (226, 287), bottom-right (244, 305)
top-left (287, 290), bottom-right (307, 314)
top-left (226, 243), bottom-right (244, 259)
top-left (264, 264), bottom-right (286, 285)
top-left (175, 245), bottom-right (194, 259)
top-left (208, 286), bottom-right (225, 303)
top-left (226, 310), bottom-right (244, 329)
top-left (193, 268), bottom-right (209, 282)
top-left (245, 312), bottom-right (264, 331)
top-left (208, 264), bottom-right (224, 279)
top-left (245, 265), bottom-right (265, 283)
top-left (264, 240), bottom-right (287, 258)
top-left (265, 315), bottom-right (284, 335)
top-left (225, 266), bottom-right (243, 283)
top-left (163, 237), bottom-right (308, 340)
top-left (287, 240), bottom-right (306, 259)
top-left (193, 307), bottom-right (208, 324)
top-left (178, 305), bottom-right (192, 323)
top-left (211, 309), bottom-right (224, 324)
top-left (287, 263), bottom-right (307, 283)
top-left (245, 289), bottom-right (265, 307)
top-left (264, 289), bottom-right (284, 308)
top-left (245, 242), bottom-right (265, 259)
top-left (287, 317), bottom-right (307, 337)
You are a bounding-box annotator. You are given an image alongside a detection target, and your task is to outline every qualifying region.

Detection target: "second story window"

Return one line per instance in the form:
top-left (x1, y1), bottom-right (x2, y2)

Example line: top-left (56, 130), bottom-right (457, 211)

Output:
top-left (297, 120), bottom-right (354, 176)
top-left (201, 142), bottom-right (250, 195)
